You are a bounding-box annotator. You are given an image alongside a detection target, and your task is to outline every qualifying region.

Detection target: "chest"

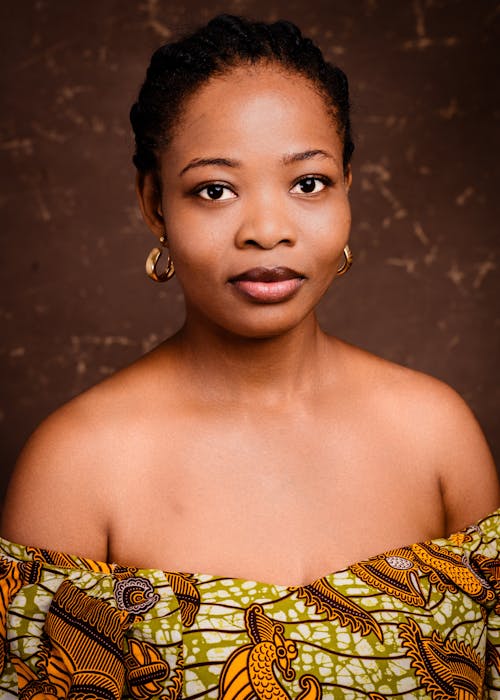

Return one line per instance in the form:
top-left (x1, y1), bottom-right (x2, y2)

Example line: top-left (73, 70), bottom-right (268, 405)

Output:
top-left (108, 416), bottom-right (444, 583)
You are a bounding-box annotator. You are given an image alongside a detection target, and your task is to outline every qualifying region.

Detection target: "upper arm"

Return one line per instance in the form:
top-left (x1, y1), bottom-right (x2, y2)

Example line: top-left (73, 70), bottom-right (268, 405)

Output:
top-left (1, 402), bottom-right (110, 560)
top-left (420, 379), bottom-right (499, 532)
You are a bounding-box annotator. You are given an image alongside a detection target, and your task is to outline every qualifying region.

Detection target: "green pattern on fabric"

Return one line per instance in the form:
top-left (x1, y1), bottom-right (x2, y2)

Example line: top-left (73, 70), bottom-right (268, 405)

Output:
top-left (0, 509), bottom-right (499, 698)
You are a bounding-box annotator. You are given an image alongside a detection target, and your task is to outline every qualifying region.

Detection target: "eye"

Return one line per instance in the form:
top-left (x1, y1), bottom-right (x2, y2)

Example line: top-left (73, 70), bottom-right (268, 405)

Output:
top-left (195, 183), bottom-right (237, 201)
top-left (290, 176), bottom-right (330, 195)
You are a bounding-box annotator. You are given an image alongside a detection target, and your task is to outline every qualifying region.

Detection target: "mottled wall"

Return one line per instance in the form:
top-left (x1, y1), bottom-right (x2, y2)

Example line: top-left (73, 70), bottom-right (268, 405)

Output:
top-left (1, 0), bottom-right (499, 502)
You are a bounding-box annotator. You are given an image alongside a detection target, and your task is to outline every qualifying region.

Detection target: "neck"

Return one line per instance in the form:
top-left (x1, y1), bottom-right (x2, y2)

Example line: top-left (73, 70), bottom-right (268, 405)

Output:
top-left (171, 311), bottom-right (335, 406)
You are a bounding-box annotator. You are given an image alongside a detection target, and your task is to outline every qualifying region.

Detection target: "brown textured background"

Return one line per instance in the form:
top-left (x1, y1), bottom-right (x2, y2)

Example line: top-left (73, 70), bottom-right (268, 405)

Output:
top-left (1, 0), bottom-right (499, 505)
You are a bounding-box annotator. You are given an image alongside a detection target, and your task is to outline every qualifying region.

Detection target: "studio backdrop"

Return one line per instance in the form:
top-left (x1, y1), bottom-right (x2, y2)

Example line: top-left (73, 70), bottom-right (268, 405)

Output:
top-left (1, 0), bottom-right (499, 505)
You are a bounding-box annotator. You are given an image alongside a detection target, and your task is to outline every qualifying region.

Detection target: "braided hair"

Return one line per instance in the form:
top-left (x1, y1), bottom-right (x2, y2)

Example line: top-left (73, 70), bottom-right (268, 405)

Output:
top-left (130, 14), bottom-right (354, 175)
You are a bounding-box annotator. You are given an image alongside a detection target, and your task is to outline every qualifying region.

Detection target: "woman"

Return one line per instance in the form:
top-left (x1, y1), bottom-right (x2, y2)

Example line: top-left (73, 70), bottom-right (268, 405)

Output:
top-left (1, 14), bottom-right (498, 699)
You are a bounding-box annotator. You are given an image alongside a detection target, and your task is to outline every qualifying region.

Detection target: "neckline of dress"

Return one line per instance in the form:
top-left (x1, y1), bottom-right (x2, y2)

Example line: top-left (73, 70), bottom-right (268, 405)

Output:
top-left (1, 508), bottom-right (497, 589)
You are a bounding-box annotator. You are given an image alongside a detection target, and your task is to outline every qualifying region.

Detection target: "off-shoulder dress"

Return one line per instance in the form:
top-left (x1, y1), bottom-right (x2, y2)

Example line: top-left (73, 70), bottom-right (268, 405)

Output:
top-left (0, 509), bottom-right (499, 698)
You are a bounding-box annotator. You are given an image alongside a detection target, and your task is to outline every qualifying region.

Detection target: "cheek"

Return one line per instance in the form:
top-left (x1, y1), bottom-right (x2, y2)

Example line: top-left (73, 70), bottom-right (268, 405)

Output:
top-left (307, 197), bottom-right (351, 263)
top-left (163, 202), bottom-right (228, 274)
top-left (172, 232), bottom-right (225, 273)
top-left (167, 230), bottom-right (230, 297)
top-left (330, 192), bottom-right (351, 229)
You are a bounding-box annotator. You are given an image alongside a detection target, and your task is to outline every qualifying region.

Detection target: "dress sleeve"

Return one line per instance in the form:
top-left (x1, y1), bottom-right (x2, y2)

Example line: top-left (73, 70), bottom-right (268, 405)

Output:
top-left (485, 607), bottom-right (500, 695)
top-left (0, 538), bottom-right (183, 699)
top-left (471, 511), bottom-right (500, 696)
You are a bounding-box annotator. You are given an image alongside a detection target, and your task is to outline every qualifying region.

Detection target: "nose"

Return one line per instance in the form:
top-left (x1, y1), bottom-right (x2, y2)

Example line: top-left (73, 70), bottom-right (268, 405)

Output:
top-left (234, 193), bottom-right (297, 250)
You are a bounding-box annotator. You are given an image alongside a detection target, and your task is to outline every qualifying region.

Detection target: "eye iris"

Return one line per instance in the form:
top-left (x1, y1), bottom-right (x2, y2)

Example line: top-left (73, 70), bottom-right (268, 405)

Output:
top-left (207, 184), bottom-right (224, 199)
top-left (300, 178), bottom-right (317, 193)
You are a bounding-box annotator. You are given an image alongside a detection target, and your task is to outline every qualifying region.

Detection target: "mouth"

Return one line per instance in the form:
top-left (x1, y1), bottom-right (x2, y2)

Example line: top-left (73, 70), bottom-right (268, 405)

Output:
top-left (228, 266), bottom-right (305, 303)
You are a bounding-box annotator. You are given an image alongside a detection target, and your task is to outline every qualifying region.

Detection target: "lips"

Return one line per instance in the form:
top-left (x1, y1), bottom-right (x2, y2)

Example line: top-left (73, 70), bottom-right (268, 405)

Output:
top-left (229, 266), bottom-right (303, 283)
top-left (228, 266), bottom-right (305, 303)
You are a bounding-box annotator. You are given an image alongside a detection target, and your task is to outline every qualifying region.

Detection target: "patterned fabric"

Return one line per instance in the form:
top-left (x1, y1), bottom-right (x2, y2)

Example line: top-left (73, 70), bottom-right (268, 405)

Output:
top-left (0, 509), bottom-right (499, 699)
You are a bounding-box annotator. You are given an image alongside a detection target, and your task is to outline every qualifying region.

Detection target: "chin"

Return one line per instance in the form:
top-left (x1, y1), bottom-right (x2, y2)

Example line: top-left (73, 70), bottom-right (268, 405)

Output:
top-left (185, 293), bottom-right (319, 340)
top-left (217, 309), bottom-right (315, 340)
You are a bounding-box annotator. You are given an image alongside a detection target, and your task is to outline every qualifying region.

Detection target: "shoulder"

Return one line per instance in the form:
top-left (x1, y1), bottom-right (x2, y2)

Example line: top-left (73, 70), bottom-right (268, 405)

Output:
top-left (338, 341), bottom-right (499, 530)
top-left (1, 347), bottom-right (170, 557)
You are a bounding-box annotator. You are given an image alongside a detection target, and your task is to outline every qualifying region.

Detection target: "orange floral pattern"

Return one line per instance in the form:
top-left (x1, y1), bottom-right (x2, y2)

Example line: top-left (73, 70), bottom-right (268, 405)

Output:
top-left (0, 509), bottom-right (499, 698)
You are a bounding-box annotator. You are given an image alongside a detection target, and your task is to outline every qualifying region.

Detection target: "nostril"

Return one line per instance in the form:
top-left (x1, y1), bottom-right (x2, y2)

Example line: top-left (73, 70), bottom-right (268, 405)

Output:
top-left (241, 236), bottom-right (294, 249)
top-left (235, 218), bottom-right (297, 249)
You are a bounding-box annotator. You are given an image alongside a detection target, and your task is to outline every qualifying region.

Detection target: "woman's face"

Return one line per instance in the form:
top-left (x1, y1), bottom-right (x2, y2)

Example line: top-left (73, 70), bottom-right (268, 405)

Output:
top-left (145, 63), bottom-right (352, 339)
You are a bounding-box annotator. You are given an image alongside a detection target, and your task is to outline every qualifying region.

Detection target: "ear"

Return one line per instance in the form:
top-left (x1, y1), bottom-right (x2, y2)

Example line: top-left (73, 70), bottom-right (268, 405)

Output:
top-left (344, 165), bottom-right (352, 193)
top-left (135, 171), bottom-right (165, 238)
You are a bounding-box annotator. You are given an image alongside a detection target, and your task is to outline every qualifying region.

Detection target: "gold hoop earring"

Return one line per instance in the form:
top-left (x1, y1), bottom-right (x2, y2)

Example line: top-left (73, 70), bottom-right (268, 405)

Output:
top-left (336, 244), bottom-right (353, 276)
top-left (145, 234), bottom-right (175, 282)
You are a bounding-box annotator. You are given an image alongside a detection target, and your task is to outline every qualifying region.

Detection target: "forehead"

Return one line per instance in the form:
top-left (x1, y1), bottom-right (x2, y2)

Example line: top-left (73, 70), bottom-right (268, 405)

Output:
top-left (164, 63), bottom-right (343, 166)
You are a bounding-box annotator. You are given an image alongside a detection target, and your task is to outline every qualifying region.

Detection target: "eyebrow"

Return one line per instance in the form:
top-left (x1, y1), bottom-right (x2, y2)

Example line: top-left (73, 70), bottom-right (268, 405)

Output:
top-left (178, 149), bottom-right (335, 177)
top-left (179, 157), bottom-right (240, 176)
top-left (282, 149), bottom-right (335, 165)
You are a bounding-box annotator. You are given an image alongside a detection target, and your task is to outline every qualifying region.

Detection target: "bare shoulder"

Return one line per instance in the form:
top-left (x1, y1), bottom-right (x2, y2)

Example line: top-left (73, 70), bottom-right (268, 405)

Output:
top-left (1, 347), bottom-right (169, 558)
top-left (338, 341), bottom-right (499, 530)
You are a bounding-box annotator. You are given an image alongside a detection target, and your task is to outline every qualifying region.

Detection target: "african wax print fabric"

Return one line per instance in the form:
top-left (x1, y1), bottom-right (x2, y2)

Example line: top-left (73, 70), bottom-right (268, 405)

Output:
top-left (0, 509), bottom-right (499, 698)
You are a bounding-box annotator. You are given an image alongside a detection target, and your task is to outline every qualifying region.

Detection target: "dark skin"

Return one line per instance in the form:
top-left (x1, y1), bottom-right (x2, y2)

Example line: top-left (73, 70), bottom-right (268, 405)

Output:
top-left (2, 64), bottom-right (498, 586)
